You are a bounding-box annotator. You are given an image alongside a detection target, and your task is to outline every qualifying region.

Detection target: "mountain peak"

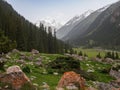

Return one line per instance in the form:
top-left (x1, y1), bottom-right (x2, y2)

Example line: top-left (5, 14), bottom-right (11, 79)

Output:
top-left (35, 18), bottom-right (63, 30)
top-left (65, 10), bottom-right (94, 26)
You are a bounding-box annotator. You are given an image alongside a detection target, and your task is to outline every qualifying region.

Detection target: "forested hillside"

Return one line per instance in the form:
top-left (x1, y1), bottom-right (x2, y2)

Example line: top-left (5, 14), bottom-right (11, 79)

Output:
top-left (0, 0), bottom-right (68, 54)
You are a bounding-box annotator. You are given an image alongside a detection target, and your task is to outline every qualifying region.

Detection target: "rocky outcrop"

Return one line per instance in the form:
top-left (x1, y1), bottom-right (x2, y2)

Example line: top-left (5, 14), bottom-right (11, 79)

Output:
top-left (57, 71), bottom-right (86, 90)
top-left (0, 65), bottom-right (30, 90)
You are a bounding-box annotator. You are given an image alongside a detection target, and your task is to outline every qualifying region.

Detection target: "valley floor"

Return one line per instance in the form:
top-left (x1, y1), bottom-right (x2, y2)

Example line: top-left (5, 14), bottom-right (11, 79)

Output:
top-left (0, 48), bottom-right (120, 90)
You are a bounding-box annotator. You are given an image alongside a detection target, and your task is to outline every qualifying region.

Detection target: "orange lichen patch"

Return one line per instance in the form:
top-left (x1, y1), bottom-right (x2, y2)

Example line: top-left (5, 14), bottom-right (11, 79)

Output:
top-left (0, 72), bottom-right (30, 90)
top-left (57, 71), bottom-right (86, 90)
top-left (0, 66), bottom-right (30, 90)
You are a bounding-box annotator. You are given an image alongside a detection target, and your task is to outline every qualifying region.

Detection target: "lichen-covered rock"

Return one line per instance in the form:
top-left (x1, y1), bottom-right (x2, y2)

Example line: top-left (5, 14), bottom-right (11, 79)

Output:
top-left (0, 65), bottom-right (31, 90)
top-left (57, 71), bottom-right (86, 90)
top-left (6, 65), bottom-right (22, 74)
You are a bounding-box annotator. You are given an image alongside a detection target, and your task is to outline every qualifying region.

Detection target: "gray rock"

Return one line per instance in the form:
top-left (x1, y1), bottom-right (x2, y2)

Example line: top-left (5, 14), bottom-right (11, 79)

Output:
top-left (16, 59), bottom-right (25, 64)
top-left (98, 82), bottom-right (114, 90)
top-left (12, 49), bottom-right (19, 53)
top-left (31, 49), bottom-right (39, 54)
top-left (109, 69), bottom-right (120, 79)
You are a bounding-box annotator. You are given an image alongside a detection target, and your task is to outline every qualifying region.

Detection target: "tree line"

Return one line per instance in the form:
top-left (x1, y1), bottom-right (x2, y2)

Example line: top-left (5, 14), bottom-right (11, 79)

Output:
top-left (0, 0), bottom-right (70, 54)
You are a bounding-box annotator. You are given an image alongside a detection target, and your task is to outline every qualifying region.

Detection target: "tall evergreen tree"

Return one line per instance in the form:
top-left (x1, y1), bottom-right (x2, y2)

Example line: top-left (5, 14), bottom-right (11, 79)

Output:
top-left (115, 52), bottom-right (119, 59)
top-left (0, 28), bottom-right (16, 53)
top-left (96, 52), bottom-right (101, 58)
top-left (0, 0), bottom-right (70, 54)
top-left (111, 51), bottom-right (115, 59)
top-left (79, 51), bottom-right (83, 56)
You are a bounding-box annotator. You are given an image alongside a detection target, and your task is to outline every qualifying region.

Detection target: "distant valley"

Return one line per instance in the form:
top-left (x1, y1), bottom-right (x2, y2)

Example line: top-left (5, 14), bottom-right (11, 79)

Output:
top-left (56, 1), bottom-right (120, 50)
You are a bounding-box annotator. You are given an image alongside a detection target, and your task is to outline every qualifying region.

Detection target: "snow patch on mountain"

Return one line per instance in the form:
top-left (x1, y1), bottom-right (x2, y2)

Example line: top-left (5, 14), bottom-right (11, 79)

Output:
top-left (35, 17), bottom-right (63, 30)
top-left (65, 10), bottom-right (94, 26)
top-left (97, 5), bottom-right (110, 12)
top-left (56, 10), bottom-right (94, 39)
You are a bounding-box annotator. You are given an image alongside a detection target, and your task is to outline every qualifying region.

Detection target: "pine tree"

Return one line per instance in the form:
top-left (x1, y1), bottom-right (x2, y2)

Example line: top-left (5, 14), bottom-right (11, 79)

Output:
top-left (96, 52), bottom-right (101, 58)
top-left (84, 53), bottom-right (88, 57)
top-left (79, 51), bottom-right (83, 56)
top-left (0, 0), bottom-right (69, 54)
top-left (0, 29), bottom-right (16, 53)
top-left (115, 52), bottom-right (119, 59)
top-left (105, 52), bottom-right (112, 58)
top-left (111, 51), bottom-right (115, 59)
top-left (69, 48), bottom-right (74, 55)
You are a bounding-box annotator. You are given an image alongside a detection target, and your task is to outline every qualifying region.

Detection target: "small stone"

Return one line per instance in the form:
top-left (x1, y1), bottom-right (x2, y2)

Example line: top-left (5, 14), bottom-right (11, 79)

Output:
top-left (31, 49), bottom-right (39, 54)
top-left (53, 72), bottom-right (59, 75)
top-left (12, 49), bottom-right (20, 53)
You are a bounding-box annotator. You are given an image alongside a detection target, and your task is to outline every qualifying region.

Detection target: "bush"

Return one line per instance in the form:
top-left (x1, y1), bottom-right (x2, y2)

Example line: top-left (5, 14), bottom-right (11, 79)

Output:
top-left (112, 64), bottom-right (120, 71)
top-left (0, 29), bottom-right (17, 53)
top-left (47, 56), bottom-right (80, 73)
top-left (22, 66), bottom-right (31, 73)
top-left (99, 68), bottom-right (111, 74)
top-left (78, 70), bottom-right (97, 81)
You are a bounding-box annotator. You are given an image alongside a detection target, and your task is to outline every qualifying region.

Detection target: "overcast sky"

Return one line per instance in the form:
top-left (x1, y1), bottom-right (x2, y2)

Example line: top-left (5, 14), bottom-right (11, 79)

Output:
top-left (6, 0), bottom-right (118, 24)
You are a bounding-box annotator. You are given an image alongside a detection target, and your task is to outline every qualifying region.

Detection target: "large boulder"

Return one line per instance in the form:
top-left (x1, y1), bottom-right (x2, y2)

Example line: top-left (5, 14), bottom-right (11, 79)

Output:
top-left (0, 65), bottom-right (31, 90)
top-left (57, 71), bottom-right (86, 90)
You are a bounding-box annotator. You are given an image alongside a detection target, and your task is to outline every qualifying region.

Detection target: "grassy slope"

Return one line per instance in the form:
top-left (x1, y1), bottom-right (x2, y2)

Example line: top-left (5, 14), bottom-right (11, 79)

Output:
top-left (74, 48), bottom-right (120, 58)
top-left (0, 50), bottom-right (116, 89)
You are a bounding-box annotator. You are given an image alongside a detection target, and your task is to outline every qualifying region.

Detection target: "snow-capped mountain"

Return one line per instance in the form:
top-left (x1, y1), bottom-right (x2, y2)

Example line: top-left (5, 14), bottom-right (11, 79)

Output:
top-left (57, 0), bottom-right (120, 48)
top-left (56, 10), bottom-right (94, 39)
top-left (97, 5), bottom-right (110, 12)
top-left (36, 18), bottom-right (63, 30)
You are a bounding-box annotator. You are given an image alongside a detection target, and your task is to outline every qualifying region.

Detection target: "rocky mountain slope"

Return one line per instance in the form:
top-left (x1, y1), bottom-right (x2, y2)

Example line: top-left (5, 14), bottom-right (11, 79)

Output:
top-left (57, 1), bottom-right (120, 49)
top-left (56, 10), bottom-right (93, 39)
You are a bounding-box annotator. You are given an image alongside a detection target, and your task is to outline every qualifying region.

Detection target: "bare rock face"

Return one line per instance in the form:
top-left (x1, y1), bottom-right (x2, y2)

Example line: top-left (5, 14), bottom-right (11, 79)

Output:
top-left (57, 71), bottom-right (86, 90)
top-left (0, 65), bottom-right (30, 90)
top-left (31, 49), bottom-right (39, 54)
